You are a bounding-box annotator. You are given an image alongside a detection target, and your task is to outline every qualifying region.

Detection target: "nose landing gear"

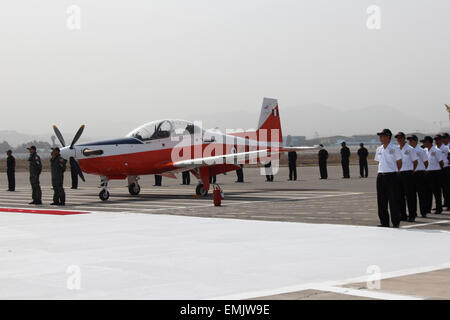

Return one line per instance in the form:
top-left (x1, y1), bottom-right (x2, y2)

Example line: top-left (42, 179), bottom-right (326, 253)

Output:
top-left (99, 177), bottom-right (110, 201)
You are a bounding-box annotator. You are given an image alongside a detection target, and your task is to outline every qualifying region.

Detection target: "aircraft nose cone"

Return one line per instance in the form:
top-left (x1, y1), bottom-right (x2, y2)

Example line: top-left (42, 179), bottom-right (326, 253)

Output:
top-left (60, 147), bottom-right (75, 159)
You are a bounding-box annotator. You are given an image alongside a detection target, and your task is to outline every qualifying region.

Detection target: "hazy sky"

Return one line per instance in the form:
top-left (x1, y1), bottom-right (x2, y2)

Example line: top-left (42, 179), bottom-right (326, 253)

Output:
top-left (0, 0), bottom-right (449, 139)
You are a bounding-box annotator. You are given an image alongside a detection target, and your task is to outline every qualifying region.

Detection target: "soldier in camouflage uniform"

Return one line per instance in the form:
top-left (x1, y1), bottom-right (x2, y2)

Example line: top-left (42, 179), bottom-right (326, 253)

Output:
top-left (28, 146), bottom-right (42, 205)
top-left (50, 147), bottom-right (67, 206)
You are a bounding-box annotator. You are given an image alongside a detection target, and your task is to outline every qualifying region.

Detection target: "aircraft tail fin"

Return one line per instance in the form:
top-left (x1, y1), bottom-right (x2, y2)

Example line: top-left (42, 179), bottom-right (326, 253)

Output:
top-left (256, 98), bottom-right (282, 143)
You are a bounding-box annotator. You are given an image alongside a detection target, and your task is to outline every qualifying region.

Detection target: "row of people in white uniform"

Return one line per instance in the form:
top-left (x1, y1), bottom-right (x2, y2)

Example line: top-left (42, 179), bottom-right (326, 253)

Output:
top-left (374, 129), bottom-right (450, 228)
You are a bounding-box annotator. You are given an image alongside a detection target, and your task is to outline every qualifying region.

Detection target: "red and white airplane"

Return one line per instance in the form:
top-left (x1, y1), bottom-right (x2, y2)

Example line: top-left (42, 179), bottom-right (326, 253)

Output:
top-left (55, 98), bottom-right (314, 201)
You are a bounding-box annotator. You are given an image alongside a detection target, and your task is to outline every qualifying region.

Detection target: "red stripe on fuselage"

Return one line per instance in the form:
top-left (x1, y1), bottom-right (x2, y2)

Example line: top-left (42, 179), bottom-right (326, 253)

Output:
top-left (78, 143), bottom-right (252, 178)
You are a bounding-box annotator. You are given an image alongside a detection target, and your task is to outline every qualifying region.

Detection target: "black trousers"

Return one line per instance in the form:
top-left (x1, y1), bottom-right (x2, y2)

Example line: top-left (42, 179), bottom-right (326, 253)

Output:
top-left (71, 168), bottom-right (78, 189)
top-left (289, 162), bottom-right (297, 180)
top-left (359, 160), bottom-right (368, 178)
top-left (266, 175), bottom-right (274, 181)
top-left (30, 175), bottom-right (42, 202)
top-left (376, 173), bottom-right (401, 227)
top-left (236, 168), bottom-right (244, 182)
top-left (413, 171), bottom-right (428, 217)
top-left (441, 167), bottom-right (450, 207)
top-left (425, 170), bottom-right (442, 213)
top-left (154, 175), bottom-right (162, 186)
top-left (342, 159), bottom-right (350, 178)
top-left (398, 171), bottom-right (416, 219)
top-left (319, 160), bottom-right (328, 179)
top-left (209, 175), bottom-right (216, 184)
top-left (7, 169), bottom-right (15, 191)
top-left (53, 184), bottom-right (66, 204)
top-left (182, 171), bottom-right (190, 185)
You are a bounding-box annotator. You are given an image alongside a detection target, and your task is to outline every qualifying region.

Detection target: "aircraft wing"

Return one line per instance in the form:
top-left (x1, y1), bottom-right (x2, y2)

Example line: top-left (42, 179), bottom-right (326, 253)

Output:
top-left (172, 149), bottom-right (277, 169)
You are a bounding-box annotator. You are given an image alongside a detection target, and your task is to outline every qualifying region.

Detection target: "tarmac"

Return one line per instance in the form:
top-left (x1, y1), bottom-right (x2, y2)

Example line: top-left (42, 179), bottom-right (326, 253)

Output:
top-left (0, 164), bottom-right (449, 299)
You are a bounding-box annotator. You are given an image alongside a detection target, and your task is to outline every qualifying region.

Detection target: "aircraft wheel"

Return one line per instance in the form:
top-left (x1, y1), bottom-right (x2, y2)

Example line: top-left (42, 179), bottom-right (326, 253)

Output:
top-left (195, 183), bottom-right (208, 197)
top-left (128, 183), bottom-right (141, 195)
top-left (99, 189), bottom-right (110, 201)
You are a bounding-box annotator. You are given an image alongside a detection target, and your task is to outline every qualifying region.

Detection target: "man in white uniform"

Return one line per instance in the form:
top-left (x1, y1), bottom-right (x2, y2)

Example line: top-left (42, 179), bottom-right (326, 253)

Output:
top-left (375, 129), bottom-right (403, 228)
top-left (437, 133), bottom-right (450, 210)
top-left (395, 132), bottom-right (418, 222)
top-left (422, 136), bottom-right (444, 215)
top-left (407, 134), bottom-right (429, 218)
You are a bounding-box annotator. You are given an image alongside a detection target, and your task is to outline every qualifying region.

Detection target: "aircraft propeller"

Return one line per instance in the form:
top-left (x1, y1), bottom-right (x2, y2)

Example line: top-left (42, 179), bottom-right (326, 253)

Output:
top-left (53, 125), bottom-right (86, 182)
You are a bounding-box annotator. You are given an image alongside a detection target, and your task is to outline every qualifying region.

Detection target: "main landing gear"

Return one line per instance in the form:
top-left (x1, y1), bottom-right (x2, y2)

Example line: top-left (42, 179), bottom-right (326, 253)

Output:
top-left (99, 177), bottom-right (110, 201)
top-left (127, 176), bottom-right (141, 196)
top-left (196, 183), bottom-right (208, 197)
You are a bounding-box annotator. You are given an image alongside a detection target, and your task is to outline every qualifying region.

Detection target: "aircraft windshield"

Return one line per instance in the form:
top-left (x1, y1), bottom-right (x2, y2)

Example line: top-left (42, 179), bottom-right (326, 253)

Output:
top-left (127, 120), bottom-right (201, 141)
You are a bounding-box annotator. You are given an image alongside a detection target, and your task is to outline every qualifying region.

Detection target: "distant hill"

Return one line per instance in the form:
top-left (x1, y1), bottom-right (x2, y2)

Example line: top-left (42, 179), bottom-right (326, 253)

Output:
top-left (0, 130), bottom-right (49, 147)
top-left (282, 104), bottom-right (437, 138)
top-left (190, 103), bottom-right (438, 138)
top-left (0, 130), bottom-right (95, 148)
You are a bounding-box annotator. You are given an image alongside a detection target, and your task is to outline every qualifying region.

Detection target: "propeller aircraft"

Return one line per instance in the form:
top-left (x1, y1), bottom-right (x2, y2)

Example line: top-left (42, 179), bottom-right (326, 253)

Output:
top-left (54, 98), bottom-right (315, 201)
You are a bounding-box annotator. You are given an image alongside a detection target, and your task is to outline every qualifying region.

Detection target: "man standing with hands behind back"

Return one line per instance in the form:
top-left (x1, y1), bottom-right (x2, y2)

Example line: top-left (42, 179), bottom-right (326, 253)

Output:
top-left (357, 143), bottom-right (369, 178)
top-left (407, 134), bottom-right (429, 218)
top-left (423, 135), bottom-right (444, 215)
top-left (6, 150), bottom-right (15, 191)
top-left (374, 129), bottom-right (402, 228)
top-left (27, 146), bottom-right (42, 205)
top-left (50, 147), bottom-right (67, 206)
top-left (318, 144), bottom-right (328, 179)
top-left (340, 142), bottom-right (351, 179)
top-left (395, 132), bottom-right (418, 222)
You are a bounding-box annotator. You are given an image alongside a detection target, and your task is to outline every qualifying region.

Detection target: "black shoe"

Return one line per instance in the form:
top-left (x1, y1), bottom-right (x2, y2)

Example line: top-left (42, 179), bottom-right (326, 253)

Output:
top-left (58, 203), bottom-right (65, 206)
top-left (421, 214), bottom-right (427, 218)
top-left (400, 217), bottom-right (408, 221)
top-left (34, 201), bottom-right (42, 205)
top-left (50, 202), bottom-right (59, 206)
top-left (408, 217), bottom-right (416, 223)
top-left (71, 187), bottom-right (77, 190)
top-left (393, 224), bottom-right (400, 228)
top-left (435, 210), bottom-right (442, 215)
top-left (377, 224), bottom-right (389, 228)
top-left (29, 201), bottom-right (36, 205)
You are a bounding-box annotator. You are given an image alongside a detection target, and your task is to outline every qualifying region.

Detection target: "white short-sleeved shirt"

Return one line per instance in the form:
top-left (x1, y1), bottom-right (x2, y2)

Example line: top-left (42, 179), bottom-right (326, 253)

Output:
top-left (375, 143), bottom-right (402, 173)
top-left (399, 144), bottom-right (419, 171)
top-left (439, 144), bottom-right (449, 167)
top-left (414, 145), bottom-right (428, 171)
top-left (426, 146), bottom-right (444, 171)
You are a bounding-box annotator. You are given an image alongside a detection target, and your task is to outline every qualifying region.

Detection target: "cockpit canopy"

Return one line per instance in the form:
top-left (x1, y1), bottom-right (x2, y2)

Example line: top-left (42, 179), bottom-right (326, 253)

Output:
top-left (126, 120), bottom-right (202, 141)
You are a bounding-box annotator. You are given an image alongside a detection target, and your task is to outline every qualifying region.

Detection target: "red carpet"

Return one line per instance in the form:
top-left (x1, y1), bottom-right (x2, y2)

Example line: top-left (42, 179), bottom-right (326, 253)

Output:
top-left (0, 207), bottom-right (89, 215)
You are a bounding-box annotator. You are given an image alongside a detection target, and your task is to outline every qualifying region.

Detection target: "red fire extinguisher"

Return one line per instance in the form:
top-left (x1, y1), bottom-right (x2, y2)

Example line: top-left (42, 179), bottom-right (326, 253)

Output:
top-left (213, 184), bottom-right (224, 206)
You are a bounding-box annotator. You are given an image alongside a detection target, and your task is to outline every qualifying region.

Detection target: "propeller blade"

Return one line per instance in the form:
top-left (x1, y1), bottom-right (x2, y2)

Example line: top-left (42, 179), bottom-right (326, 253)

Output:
top-left (53, 125), bottom-right (66, 147)
top-left (70, 125), bottom-right (85, 149)
top-left (70, 157), bottom-right (85, 182)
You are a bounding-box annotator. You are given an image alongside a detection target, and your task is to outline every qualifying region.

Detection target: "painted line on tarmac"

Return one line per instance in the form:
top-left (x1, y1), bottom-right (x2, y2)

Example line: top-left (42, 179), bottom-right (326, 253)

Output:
top-left (401, 220), bottom-right (450, 229)
top-left (212, 261), bottom-right (450, 300)
top-left (310, 285), bottom-right (423, 300)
